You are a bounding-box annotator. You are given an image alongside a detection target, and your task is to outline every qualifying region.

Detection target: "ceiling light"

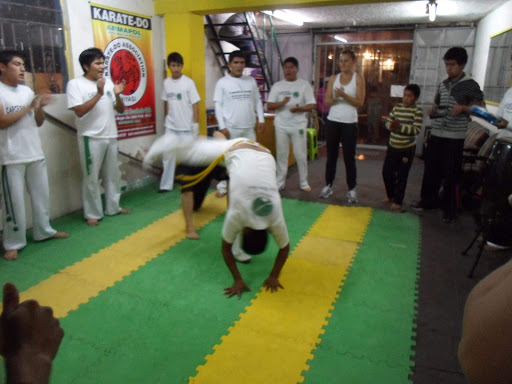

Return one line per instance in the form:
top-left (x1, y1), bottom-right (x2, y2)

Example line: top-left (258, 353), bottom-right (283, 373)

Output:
top-left (334, 35), bottom-right (347, 43)
top-left (328, 53), bottom-right (333, 60)
top-left (262, 10), bottom-right (304, 26)
top-left (363, 52), bottom-right (373, 60)
top-left (426, 0), bottom-right (437, 22)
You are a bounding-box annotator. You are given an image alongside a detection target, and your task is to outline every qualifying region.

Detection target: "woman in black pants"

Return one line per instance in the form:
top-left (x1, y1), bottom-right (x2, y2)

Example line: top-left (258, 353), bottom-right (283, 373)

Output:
top-left (319, 49), bottom-right (365, 203)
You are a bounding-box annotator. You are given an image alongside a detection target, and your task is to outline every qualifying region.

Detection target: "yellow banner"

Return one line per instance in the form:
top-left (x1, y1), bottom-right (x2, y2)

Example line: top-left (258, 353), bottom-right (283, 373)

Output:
top-left (91, 3), bottom-right (156, 139)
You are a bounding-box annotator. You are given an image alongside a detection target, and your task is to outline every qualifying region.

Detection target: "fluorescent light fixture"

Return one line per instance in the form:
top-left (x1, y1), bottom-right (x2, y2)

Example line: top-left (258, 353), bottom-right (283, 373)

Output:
top-left (426, 0), bottom-right (437, 22)
top-left (334, 35), bottom-right (348, 43)
top-left (262, 10), bottom-right (304, 26)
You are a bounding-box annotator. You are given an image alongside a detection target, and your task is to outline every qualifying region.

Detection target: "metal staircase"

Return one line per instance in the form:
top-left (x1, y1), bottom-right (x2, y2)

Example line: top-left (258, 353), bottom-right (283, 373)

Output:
top-left (204, 12), bottom-right (284, 102)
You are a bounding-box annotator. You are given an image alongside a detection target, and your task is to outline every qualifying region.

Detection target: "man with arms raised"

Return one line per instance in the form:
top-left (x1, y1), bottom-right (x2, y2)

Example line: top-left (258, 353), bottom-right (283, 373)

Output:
top-left (66, 48), bottom-right (130, 226)
top-left (0, 50), bottom-right (69, 261)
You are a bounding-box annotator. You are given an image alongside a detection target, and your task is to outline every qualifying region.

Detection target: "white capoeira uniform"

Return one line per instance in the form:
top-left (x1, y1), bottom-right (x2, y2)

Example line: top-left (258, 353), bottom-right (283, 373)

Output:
top-left (213, 74), bottom-right (264, 194)
top-left (145, 136), bottom-right (289, 260)
top-left (268, 78), bottom-right (316, 190)
top-left (0, 82), bottom-right (57, 251)
top-left (66, 76), bottom-right (122, 220)
top-left (160, 74), bottom-right (200, 191)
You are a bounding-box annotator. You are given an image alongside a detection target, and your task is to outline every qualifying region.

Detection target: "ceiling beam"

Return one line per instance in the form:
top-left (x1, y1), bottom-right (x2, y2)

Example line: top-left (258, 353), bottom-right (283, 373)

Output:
top-left (154, 0), bottom-right (410, 16)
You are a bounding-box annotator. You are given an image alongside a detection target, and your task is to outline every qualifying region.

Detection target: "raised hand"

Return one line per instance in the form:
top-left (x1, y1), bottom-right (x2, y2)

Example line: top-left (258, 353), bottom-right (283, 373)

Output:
top-left (38, 93), bottom-right (56, 108)
top-left (97, 77), bottom-right (106, 95)
top-left (114, 80), bottom-right (126, 95)
top-left (1, 283), bottom-right (64, 361)
top-left (334, 86), bottom-right (345, 98)
top-left (390, 118), bottom-right (400, 131)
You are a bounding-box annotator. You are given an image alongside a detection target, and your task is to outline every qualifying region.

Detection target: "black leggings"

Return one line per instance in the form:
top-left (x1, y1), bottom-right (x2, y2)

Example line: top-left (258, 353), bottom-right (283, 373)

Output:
top-left (382, 145), bottom-right (415, 205)
top-left (325, 120), bottom-right (358, 190)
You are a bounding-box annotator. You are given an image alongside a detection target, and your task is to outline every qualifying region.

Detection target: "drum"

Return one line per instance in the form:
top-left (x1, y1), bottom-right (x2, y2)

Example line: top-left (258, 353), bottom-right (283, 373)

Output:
top-left (483, 137), bottom-right (512, 207)
top-left (482, 137), bottom-right (512, 246)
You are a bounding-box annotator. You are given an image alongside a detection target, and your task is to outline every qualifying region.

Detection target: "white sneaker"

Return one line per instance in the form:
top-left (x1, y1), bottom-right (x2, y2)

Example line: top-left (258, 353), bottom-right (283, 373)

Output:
top-left (347, 189), bottom-right (358, 203)
top-left (233, 252), bottom-right (252, 263)
top-left (319, 185), bottom-right (333, 198)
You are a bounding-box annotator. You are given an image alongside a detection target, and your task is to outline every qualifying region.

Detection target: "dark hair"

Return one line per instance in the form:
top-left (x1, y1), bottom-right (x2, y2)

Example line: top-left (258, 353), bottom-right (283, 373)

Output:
top-left (242, 228), bottom-right (268, 255)
top-left (443, 47), bottom-right (468, 66)
top-left (283, 56), bottom-right (299, 68)
top-left (340, 49), bottom-right (356, 61)
top-left (228, 50), bottom-right (246, 63)
top-left (79, 48), bottom-right (105, 73)
top-left (405, 84), bottom-right (421, 99)
top-left (167, 52), bottom-right (184, 66)
top-left (0, 50), bottom-right (24, 66)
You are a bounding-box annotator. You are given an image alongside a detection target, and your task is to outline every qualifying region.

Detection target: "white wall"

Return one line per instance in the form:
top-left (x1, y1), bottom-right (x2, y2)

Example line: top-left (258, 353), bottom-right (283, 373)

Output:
top-left (472, 0), bottom-right (512, 114)
top-left (30, 0), bottom-right (164, 224)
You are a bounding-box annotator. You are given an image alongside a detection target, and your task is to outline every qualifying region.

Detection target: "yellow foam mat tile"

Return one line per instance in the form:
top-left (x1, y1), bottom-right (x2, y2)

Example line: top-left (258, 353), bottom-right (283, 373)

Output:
top-left (308, 206), bottom-right (372, 243)
top-left (291, 236), bottom-right (359, 266)
top-left (8, 193), bottom-right (226, 317)
top-left (190, 205), bottom-right (371, 384)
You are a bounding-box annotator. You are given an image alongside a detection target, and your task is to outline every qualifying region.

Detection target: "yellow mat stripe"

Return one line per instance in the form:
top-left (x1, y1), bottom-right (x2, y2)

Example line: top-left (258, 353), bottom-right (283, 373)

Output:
top-left (190, 206), bottom-right (373, 384)
top-left (9, 193), bottom-right (226, 318)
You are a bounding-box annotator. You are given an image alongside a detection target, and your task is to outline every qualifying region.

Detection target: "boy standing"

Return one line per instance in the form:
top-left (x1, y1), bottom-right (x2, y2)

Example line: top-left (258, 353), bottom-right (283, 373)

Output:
top-left (267, 57), bottom-right (316, 192)
top-left (66, 48), bottom-right (130, 226)
top-left (414, 47), bottom-right (484, 222)
top-left (213, 50), bottom-right (265, 197)
top-left (382, 84), bottom-right (423, 211)
top-left (159, 52), bottom-right (200, 192)
top-left (0, 50), bottom-right (69, 260)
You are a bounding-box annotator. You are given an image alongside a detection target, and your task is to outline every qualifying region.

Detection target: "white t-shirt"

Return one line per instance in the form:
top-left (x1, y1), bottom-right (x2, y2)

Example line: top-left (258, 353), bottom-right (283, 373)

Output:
top-left (214, 75), bottom-right (264, 130)
top-left (161, 75), bottom-right (200, 131)
top-left (0, 82), bottom-right (45, 165)
top-left (497, 88), bottom-right (512, 138)
top-left (66, 76), bottom-right (117, 138)
top-left (268, 78), bottom-right (316, 129)
top-left (221, 148), bottom-right (289, 249)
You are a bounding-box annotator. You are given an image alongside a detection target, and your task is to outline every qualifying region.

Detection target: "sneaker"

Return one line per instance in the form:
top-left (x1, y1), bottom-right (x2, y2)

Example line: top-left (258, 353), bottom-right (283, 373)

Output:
top-left (347, 189), bottom-right (358, 203)
top-left (233, 252), bottom-right (252, 263)
top-left (319, 185), bottom-right (333, 199)
top-left (411, 202), bottom-right (424, 212)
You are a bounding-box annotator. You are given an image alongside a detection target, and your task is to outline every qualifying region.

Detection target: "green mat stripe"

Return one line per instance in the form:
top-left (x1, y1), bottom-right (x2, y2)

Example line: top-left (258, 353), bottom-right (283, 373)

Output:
top-left (42, 199), bottom-right (326, 384)
top-left (302, 210), bottom-right (420, 384)
top-left (0, 184), bottom-right (182, 292)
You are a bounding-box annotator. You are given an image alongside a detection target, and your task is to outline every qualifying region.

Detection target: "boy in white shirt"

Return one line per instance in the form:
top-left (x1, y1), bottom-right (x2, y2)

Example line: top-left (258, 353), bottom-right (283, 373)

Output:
top-left (0, 50), bottom-right (69, 261)
top-left (213, 50), bottom-right (265, 196)
top-left (267, 57), bottom-right (316, 192)
top-left (145, 136), bottom-right (290, 297)
top-left (66, 48), bottom-right (130, 226)
top-left (159, 52), bottom-right (200, 192)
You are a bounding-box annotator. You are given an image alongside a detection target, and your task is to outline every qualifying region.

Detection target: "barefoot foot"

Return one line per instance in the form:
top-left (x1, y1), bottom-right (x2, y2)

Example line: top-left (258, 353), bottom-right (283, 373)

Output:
top-left (52, 231), bottom-right (70, 239)
top-left (120, 208), bottom-right (131, 214)
top-left (3, 249), bottom-right (18, 261)
top-left (390, 203), bottom-right (402, 211)
top-left (87, 218), bottom-right (99, 226)
top-left (186, 230), bottom-right (200, 240)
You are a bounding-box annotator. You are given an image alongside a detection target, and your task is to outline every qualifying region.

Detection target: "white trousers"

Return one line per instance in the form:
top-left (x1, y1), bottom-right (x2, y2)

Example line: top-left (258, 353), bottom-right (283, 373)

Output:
top-left (77, 136), bottom-right (121, 220)
top-left (1, 160), bottom-right (56, 251)
top-left (159, 130), bottom-right (194, 191)
top-left (275, 124), bottom-right (309, 189)
top-left (217, 127), bottom-right (256, 194)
